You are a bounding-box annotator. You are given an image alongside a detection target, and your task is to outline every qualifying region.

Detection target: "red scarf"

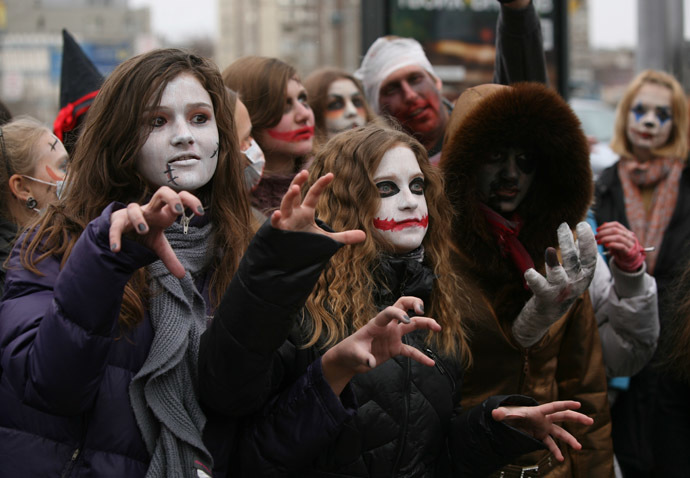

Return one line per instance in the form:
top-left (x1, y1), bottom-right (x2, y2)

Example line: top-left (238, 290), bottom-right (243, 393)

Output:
top-left (480, 203), bottom-right (534, 289)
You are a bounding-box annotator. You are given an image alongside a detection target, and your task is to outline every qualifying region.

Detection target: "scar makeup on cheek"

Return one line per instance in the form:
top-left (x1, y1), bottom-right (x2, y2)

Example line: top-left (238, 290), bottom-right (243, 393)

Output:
top-left (267, 126), bottom-right (314, 142)
top-left (211, 142), bottom-right (219, 158)
top-left (164, 163), bottom-right (179, 185)
top-left (49, 138), bottom-right (58, 152)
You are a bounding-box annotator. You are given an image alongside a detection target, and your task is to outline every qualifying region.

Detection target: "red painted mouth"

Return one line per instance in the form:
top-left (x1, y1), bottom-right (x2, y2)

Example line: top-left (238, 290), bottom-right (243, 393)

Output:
top-left (494, 187), bottom-right (520, 199)
top-left (267, 126), bottom-right (315, 142)
top-left (374, 215), bottom-right (429, 231)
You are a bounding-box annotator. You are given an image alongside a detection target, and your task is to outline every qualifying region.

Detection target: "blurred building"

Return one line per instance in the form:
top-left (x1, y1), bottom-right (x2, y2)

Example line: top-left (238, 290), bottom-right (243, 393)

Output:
top-left (568, 0), bottom-right (635, 105)
top-left (216, 0), bottom-right (361, 77)
top-left (0, 0), bottom-right (151, 123)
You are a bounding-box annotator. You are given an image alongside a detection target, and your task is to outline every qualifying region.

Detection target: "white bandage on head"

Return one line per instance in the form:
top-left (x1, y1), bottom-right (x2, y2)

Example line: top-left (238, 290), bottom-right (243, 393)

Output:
top-left (354, 37), bottom-right (437, 115)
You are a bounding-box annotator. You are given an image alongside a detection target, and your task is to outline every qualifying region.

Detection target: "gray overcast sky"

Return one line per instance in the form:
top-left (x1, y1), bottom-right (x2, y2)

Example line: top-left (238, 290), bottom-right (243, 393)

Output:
top-left (129, 0), bottom-right (690, 48)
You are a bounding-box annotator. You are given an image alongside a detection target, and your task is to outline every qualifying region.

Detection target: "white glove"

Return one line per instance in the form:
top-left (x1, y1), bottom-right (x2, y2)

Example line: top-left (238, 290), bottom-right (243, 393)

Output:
top-left (512, 222), bottom-right (597, 347)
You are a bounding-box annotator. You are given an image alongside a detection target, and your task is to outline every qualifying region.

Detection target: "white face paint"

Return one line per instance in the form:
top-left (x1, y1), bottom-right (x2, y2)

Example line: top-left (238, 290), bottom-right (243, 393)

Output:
top-left (626, 82), bottom-right (673, 154)
top-left (372, 146), bottom-right (428, 254)
top-left (325, 79), bottom-right (367, 138)
top-left (477, 148), bottom-right (535, 216)
top-left (137, 73), bottom-right (219, 192)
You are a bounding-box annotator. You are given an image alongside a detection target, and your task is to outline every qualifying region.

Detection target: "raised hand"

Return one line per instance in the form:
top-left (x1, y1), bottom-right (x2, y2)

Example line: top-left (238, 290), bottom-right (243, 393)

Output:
top-left (321, 296), bottom-right (441, 395)
top-left (512, 222), bottom-right (597, 347)
top-left (109, 186), bottom-right (204, 279)
top-left (271, 170), bottom-right (366, 245)
top-left (492, 400), bottom-right (594, 462)
top-left (596, 221), bottom-right (646, 272)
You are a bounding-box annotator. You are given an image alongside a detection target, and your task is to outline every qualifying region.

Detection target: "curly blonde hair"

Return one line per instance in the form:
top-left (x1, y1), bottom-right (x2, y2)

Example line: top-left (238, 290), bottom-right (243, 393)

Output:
top-left (303, 122), bottom-right (471, 364)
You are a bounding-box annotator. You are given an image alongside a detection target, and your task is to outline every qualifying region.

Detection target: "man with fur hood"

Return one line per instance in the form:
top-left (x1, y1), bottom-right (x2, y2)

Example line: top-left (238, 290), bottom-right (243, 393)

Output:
top-left (439, 83), bottom-right (614, 477)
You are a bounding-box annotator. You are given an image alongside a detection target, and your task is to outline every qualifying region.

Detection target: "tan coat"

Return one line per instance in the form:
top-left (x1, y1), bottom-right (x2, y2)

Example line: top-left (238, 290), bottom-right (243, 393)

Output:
top-left (440, 83), bottom-right (614, 477)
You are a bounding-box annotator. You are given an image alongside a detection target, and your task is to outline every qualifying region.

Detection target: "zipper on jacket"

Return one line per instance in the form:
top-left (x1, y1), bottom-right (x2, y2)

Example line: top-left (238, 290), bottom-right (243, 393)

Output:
top-left (60, 415), bottom-right (88, 478)
top-left (60, 447), bottom-right (81, 478)
top-left (425, 347), bottom-right (456, 392)
top-left (390, 336), bottom-right (412, 477)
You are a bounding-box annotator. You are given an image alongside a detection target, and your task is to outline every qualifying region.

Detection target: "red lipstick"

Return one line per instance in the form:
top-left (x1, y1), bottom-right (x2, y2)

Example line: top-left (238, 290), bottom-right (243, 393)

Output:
top-left (374, 215), bottom-right (429, 231)
top-left (267, 126), bottom-right (314, 142)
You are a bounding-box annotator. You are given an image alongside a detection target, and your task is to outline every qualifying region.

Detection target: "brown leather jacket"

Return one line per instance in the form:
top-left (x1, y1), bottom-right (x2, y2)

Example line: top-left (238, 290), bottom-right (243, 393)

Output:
top-left (440, 83), bottom-right (614, 477)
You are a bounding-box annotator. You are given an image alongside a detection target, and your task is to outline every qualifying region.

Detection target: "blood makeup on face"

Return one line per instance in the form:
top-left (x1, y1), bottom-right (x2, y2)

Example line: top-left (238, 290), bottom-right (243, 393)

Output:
top-left (137, 73), bottom-right (219, 192)
top-left (477, 148), bottom-right (535, 216)
top-left (266, 126), bottom-right (315, 142)
top-left (324, 78), bottom-right (367, 137)
top-left (378, 65), bottom-right (443, 136)
top-left (258, 78), bottom-right (315, 166)
top-left (626, 82), bottom-right (673, 152)
top-left (372, 145), bottom-right (429, 254)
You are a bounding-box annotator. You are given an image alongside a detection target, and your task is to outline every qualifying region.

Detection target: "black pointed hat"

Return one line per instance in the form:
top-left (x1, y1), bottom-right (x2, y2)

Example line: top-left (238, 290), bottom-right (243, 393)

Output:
top-left (53, 29), bottom-right (103, 141)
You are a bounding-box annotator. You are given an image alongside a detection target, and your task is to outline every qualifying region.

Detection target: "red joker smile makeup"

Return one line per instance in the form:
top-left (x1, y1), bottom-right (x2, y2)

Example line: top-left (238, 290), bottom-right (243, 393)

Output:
top-left (373, 145), bottom-right (428, 253)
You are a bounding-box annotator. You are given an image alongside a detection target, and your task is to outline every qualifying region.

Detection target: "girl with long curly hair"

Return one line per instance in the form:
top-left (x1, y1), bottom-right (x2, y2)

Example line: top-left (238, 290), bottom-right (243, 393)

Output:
top-left (200, 123), bottom-right (594, 477)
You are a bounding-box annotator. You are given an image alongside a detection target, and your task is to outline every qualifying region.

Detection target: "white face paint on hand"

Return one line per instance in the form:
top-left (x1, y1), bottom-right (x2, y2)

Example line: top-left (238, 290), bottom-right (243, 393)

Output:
top-left (626, 82), bottom-right (673, 153)
top-left (137, 73), bottom-right (219, 192)
top-left (325, 79), bottom-right (367, 138)
top-left (477, 148), bottom-right (535, 216)
top-left (372, 145), bottom-right (429, 254)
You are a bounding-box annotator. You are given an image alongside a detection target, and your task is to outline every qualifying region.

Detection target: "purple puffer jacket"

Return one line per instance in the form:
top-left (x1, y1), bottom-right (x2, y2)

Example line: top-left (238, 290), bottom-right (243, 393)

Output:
top-left (0, 204), bottom-right (176, 477)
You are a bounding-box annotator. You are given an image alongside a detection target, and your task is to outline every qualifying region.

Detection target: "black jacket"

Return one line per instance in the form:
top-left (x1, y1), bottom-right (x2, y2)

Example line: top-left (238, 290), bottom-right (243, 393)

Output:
top-left (199, 222), bottom-right (544, 477)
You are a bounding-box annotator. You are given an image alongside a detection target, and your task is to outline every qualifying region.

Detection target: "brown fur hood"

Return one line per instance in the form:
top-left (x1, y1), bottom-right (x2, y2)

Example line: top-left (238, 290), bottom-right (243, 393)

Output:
top-left (440, 83), bottom-right (593, 278)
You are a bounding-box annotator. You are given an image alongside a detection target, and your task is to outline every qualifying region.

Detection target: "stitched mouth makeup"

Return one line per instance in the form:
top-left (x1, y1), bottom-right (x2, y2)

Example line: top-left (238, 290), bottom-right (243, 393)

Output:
top-left (267, 126), bottom-right (315, 142)
top-left (374, 215), bottom-right (429, 231)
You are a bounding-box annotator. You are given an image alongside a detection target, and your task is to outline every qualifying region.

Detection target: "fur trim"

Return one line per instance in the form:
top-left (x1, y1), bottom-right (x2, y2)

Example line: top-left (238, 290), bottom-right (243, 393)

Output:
top-left (440, 83), bottom-right (593, 317)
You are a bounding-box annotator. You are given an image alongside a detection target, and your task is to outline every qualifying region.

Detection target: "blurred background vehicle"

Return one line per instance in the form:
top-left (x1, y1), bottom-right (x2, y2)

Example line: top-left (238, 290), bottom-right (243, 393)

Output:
top-left (570, 97), bottom-right (619, 179)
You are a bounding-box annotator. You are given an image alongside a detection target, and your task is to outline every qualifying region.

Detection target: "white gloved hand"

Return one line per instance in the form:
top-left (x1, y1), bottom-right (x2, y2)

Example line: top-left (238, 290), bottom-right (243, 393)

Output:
top-left (512, 222), bottom-right (597, 347)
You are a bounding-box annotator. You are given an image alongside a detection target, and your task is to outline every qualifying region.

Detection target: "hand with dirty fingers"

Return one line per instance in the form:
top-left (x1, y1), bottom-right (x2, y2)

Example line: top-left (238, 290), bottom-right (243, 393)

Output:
top-left (512, 222), bottom-right (597, 347)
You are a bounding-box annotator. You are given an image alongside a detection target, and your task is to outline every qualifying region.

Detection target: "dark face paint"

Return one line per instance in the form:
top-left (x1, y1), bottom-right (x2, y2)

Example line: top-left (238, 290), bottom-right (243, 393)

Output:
top-left (477, 148), bottom-right (536, 216)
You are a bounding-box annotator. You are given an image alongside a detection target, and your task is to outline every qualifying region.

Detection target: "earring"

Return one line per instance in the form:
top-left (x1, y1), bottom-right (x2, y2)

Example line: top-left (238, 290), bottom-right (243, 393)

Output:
top-left (26, 197), bottom-right (38, 210)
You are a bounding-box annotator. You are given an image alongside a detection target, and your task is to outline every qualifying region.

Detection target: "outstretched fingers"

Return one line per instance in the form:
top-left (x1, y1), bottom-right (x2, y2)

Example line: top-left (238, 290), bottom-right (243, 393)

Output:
top-left (557, 223), bottom-right (580, 275)
top-left (301, 171), bottom-right (333, 209)
top-left (575, 222), bottom-right (597, 271)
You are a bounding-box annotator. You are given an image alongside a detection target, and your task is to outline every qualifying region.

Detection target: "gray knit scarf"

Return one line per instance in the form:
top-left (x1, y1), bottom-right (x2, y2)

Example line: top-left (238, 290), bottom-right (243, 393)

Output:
top-left (129, 219), bottom-right (214, 478)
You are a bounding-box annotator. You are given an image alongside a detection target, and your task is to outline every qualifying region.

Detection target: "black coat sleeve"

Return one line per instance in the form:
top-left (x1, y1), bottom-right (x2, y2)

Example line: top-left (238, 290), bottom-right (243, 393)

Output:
top-left (198, 220), bottom-right (343, 416)
top-left (493, 1), bottom-right (548, 85)
top-left (448, 395), bottom-right (546, 476)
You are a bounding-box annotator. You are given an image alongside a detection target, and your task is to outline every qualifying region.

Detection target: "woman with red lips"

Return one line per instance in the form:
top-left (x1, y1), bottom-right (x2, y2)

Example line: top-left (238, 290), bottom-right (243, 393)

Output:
top-left (594, 70), bottom-right (690, 476)
top-left (304, 68), bottom-right (376, 153)
top-left (222, 56), bottom-right (316, 214)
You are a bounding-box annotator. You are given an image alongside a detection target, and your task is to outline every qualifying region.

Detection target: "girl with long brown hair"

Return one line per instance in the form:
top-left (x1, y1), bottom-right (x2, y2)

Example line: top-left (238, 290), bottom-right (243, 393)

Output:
top-left (0, 48), bottom-right (256, 477)
top-left (200, 123), bottom-right (594, 477)
top-left (223, 56), bottom-right (315, 214)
